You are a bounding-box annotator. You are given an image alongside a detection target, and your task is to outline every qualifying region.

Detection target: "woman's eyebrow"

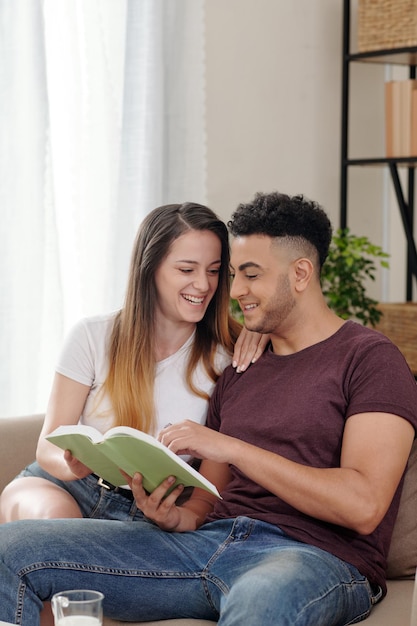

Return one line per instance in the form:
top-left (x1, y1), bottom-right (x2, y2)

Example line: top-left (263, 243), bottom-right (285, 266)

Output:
top-left (175, 258), bottom-right (222, 265)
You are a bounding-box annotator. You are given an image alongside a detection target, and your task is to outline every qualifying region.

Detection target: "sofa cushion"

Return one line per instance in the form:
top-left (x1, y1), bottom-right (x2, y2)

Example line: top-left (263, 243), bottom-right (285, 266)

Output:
top-left (0, 414), bottom-right (42, 488)
top-left (386, 439), bottom-right (417, 579)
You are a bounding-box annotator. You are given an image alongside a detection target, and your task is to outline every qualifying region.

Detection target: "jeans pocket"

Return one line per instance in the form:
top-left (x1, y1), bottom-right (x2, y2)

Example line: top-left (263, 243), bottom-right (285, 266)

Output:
top-left (369, 582), bottom-right (383, 605)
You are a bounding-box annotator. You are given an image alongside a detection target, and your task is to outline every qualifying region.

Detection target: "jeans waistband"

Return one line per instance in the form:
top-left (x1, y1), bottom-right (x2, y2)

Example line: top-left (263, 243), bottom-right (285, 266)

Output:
top-left (92, 474), bottom-right (135, 501)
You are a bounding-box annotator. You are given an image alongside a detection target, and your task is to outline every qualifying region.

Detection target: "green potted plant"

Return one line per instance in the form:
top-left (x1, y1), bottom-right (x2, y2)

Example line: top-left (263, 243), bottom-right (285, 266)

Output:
top-left (321, 228), bottom-right (390, 327)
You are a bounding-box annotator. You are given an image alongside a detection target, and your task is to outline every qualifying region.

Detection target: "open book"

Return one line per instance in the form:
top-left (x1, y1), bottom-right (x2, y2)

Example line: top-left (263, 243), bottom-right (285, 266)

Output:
top-left (46, 424), bottom-right (220, 498)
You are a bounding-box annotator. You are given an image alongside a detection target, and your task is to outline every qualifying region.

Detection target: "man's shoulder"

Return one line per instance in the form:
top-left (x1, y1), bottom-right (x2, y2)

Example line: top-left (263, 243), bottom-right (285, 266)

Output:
top-left (337, 320), bottom-right (393, 348)
top-left (215, 354), bottom-right (268, 393)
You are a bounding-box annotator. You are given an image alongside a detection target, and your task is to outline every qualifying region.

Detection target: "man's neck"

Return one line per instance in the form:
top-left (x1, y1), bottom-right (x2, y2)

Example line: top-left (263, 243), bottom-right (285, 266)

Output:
top-left (269, 309), bottom-right (345, 356)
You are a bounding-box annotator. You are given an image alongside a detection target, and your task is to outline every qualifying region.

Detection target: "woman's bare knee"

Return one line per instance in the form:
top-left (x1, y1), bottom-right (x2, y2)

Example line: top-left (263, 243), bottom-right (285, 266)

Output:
top-left (41, 602), bottom-right (54, 626)
top-left (0, 476), bottom-right (82, 521)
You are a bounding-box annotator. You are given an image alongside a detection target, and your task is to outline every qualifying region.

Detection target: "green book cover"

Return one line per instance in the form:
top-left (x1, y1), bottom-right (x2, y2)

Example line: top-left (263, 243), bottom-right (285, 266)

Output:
top-left (46, 424), bottom-right (220, 497)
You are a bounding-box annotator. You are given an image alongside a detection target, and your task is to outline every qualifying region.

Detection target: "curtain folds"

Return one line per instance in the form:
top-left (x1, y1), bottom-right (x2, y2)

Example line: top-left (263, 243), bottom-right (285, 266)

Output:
top-left (0, 0), bottom-right (206, 416)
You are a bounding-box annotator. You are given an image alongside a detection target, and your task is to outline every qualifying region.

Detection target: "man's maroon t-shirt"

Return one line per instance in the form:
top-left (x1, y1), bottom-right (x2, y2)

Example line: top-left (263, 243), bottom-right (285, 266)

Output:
top-left (205, 321), bottom-right (417, 595)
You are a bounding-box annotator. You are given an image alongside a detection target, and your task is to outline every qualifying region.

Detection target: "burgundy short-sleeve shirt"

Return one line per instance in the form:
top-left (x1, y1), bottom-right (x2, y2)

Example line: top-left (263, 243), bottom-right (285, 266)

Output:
top-left (205, 321), bottom-right (417, 594)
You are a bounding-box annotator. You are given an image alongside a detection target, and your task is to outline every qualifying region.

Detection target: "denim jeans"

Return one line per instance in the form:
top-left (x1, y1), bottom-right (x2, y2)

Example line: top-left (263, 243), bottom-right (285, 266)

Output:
top-left (0, 516), bottom-right (380, 626)
top-left (18, 461), bottom-right (193, 519)
top-left (18, 461), bottom-right (146, 520)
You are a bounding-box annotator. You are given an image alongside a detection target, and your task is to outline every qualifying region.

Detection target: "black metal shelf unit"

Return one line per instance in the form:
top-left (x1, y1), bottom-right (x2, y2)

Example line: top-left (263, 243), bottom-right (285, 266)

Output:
top-left (340, 0), bottom-right (417, 299)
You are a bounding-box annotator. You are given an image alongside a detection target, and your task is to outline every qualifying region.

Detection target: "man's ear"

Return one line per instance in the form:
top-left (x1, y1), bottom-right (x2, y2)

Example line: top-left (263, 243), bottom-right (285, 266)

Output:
top-left (293, 258), bottom-right (314, 292)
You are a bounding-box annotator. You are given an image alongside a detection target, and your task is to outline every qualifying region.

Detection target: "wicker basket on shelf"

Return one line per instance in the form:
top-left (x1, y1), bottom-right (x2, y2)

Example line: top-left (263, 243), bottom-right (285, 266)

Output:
top-left (358, 0), bottom-right (417, 52)
top-left (374, 302), bottom-right (417, 375)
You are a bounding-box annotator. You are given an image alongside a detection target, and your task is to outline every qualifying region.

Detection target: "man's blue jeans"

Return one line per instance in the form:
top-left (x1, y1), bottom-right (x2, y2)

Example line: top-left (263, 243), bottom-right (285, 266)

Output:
top-left (0, 516), bottom-right (380, 625)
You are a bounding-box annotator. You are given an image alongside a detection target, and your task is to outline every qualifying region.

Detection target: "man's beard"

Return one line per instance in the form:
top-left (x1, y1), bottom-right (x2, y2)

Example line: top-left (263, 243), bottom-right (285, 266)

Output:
top-left (244, 275), bottom-right (295, 334)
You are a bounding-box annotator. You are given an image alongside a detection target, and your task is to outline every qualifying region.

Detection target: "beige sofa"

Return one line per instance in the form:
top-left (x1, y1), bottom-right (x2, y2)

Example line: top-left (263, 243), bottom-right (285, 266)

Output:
top-left (1, 414), bottom-right (417, 625)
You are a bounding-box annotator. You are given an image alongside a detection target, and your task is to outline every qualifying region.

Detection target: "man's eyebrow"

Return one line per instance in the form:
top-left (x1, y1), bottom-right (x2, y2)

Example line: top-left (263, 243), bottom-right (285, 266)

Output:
top-left (237, 262), bottom-right (262, 271)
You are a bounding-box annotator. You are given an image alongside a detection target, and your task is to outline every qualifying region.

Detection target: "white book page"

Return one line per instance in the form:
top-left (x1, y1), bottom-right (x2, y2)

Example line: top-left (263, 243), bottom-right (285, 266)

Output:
top-left (48, 424), bottom-right (105, 443)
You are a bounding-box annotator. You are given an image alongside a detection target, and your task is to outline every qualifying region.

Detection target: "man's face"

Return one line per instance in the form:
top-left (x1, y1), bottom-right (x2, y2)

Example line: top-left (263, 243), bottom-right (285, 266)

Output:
top-left (230, 234), bottom-right (296, 334)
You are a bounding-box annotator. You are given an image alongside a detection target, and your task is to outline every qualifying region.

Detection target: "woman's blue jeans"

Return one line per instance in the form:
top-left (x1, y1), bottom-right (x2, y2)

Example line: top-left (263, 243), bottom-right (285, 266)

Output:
top-left (0, 516), bottom-right (380, 626)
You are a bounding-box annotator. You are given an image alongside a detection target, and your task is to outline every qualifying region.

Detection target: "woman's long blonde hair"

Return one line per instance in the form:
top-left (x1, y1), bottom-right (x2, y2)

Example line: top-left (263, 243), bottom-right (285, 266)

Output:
top-left (104, 202), bottom-right (241, 433)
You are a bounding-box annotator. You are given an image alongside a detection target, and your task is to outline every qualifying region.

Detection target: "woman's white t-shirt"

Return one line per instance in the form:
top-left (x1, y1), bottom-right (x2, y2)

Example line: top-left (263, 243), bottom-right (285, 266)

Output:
top-left (55, 312), bottom-right (231, 436)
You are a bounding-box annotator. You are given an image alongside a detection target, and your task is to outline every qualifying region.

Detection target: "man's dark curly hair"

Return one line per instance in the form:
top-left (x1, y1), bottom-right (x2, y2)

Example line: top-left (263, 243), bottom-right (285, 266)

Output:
top-left (228, 191), bottom-right (333, 269)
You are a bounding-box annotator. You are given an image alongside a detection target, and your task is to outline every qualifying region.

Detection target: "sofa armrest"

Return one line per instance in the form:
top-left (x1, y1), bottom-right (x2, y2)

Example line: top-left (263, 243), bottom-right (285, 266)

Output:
top-left (0, 414), bottom-right (44, 492)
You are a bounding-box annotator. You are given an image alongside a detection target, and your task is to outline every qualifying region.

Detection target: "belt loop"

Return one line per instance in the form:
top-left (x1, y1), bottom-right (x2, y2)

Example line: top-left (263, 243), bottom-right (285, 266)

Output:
top-left (94, 474), bottom-right (134, 501)
top-left (97, 476), bottom-right (111, 490)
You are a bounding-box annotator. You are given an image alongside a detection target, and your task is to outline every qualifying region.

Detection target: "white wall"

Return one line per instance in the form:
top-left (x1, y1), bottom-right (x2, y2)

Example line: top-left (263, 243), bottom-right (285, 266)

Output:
top-left (205, 0), bottom-right (343, 226)
top-left (204, 0), bottom-right (411, 302)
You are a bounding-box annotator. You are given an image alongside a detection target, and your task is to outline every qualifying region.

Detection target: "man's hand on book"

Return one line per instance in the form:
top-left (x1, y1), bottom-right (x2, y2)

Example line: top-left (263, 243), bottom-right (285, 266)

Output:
top-left (158, 420), bottom-right (234, 464)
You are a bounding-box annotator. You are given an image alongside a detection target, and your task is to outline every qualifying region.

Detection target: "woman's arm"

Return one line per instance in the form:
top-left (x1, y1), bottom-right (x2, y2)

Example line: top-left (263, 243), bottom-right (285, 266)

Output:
top-left (36, 372), bottom-right (92, 480)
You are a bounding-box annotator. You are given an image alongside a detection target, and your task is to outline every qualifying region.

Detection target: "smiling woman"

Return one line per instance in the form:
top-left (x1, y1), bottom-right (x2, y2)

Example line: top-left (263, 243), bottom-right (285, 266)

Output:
top-left (0, 202), bottom-right (267, 525)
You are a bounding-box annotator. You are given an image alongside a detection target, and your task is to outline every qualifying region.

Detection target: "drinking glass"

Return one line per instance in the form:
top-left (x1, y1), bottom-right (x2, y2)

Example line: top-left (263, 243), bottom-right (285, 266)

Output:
top-left (51, 589), bottom-right (104, 626)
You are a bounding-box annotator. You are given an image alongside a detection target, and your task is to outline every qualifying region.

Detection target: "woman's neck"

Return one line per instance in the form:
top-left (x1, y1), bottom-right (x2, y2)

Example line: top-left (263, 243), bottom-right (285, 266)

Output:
top-left (154, 322), bottom-right (196, 361)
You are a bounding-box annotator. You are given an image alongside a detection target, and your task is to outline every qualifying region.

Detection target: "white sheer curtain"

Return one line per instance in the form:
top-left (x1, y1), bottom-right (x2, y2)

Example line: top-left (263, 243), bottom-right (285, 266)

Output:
top-left (0, 0), bottom-right (206, 417)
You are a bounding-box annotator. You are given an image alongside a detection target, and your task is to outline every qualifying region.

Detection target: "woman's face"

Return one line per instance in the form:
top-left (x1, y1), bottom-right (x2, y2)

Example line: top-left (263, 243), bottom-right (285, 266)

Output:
top-left (154, 229), bottom-right (222, 325)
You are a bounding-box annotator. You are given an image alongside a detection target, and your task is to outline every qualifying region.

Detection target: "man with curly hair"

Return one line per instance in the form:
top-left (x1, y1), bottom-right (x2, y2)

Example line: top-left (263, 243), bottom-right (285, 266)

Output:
top-left (1, 191), bottom-right (417, 626)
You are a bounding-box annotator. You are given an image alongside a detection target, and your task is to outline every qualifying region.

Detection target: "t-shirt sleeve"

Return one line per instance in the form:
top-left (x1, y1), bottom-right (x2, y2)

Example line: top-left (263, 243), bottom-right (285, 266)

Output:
top-left (345, 340), bottom-right (417, 430)
top-left (55, 318), bottom-right (95, 387)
